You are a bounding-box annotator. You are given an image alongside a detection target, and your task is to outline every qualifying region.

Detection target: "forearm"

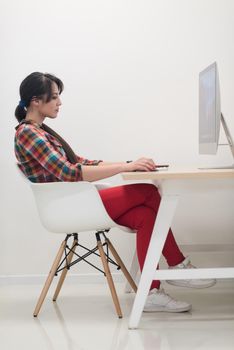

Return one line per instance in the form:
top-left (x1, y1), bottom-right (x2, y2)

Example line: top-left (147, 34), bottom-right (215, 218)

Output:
top-left (81, 163), bottom-right (128, 182)
top-left (98, 161), bottom-right (127, 166)
top-left (82, 157), bottom-right (156, 181)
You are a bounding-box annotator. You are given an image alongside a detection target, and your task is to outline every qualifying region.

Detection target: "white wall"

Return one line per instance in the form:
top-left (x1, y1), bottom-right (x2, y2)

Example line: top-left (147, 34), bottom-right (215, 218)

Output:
top-left (1, 0), bottom-right (234, 278)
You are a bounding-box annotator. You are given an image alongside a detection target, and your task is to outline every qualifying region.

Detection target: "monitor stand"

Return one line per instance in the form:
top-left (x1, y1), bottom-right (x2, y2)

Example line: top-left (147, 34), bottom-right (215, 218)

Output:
top-left (199, 113), bottom-right (234, 170)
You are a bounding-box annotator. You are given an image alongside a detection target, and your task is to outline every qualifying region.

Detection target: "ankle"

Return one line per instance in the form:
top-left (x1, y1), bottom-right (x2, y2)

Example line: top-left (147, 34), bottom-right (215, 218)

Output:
top-left (169, 256), bottom-right (188, 267)
top-left (150, 284), bottom-right (160, 293)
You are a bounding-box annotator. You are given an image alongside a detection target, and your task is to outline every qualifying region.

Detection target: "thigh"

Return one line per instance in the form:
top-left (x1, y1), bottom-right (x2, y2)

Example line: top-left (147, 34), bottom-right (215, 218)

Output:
top-left (99, 183), bottom-right (157, 220)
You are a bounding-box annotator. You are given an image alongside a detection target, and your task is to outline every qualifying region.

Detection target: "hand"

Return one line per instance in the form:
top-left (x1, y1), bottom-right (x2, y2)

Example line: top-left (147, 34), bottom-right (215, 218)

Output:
top-left (125, 157), bottom-right (156, 172)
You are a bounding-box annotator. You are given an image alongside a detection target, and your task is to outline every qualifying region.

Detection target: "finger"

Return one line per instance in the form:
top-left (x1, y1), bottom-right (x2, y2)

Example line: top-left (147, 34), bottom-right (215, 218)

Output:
top-left (137, 163), bottom-right (149, 171)
top-left (148, 159), bottom-right (156, 166)
top-left (141, 163), bottom-right (153, 171)
top-left (145, 161), bottom-right (155, 169)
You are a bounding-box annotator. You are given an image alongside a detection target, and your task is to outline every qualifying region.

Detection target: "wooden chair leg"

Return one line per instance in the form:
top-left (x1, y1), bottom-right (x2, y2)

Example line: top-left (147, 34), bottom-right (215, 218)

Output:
top-left (105, 238), bottom-right (137, 293)
top-left (33, 240), bottom-right (66, 317)
top-left (97, 239), bottom-right (123, 318)
top-left (125, 250), bottom-right (139, 293)
top-left (53, 237), bottom-right (78, 302)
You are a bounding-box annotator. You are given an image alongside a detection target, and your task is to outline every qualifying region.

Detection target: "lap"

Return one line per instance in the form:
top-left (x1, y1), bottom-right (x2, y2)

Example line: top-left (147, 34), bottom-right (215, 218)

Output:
top-left (99, 183), bottom-right (159, 220)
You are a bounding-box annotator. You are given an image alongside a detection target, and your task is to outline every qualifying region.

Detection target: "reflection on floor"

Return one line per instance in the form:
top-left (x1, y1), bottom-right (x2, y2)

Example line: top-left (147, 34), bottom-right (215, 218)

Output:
top-left (0, 280), bottom-right (234, 350)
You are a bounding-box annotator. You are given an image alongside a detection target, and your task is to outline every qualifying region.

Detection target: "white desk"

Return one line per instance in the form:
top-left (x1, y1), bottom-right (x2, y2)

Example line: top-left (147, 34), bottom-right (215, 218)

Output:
top-left (121, 168), bottom-right (234, 329)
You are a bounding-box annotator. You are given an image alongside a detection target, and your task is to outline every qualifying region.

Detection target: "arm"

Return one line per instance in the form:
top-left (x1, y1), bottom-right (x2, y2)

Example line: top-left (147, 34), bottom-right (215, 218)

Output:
top-left (98, 161), bottom-right (127, 166)
top-left (17, 126), bottom-right (155, 182)
top-left (82, 158), bottom-right (156, 181)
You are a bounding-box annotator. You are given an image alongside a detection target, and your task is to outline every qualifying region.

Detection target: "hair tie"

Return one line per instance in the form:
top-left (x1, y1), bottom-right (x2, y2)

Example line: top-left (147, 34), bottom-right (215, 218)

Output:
top-left (19, 100), bottom-right (26, 108)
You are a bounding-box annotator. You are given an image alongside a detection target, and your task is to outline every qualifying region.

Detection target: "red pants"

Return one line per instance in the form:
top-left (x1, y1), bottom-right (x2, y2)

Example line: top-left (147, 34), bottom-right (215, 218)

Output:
top-left (99, 183), bottom-right (185, 290)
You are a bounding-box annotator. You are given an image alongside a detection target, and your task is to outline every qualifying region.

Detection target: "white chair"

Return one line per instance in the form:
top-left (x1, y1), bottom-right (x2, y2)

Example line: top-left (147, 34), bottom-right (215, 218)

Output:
top-left (16, 166), bottom-right (137, 318)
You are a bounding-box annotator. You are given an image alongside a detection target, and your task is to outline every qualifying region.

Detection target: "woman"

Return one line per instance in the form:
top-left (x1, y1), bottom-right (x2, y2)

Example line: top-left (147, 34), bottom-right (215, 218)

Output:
top-left (14, 72), bottom-right (215, 313)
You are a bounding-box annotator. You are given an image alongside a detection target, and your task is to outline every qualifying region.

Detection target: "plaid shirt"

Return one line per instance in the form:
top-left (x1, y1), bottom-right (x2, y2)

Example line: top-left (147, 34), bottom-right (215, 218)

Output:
top-left (14, 121), bottom-right (102, 182)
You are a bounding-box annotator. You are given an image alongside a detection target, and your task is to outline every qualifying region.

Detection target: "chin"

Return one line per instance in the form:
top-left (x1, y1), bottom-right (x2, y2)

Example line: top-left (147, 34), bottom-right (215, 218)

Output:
top-left (48, 115), bottom-right (58, 119)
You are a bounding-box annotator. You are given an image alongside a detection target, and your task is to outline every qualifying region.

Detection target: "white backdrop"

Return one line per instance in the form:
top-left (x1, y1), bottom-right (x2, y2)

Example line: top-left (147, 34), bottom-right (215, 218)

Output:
top-left (1, 0), bottom-right (234, 279)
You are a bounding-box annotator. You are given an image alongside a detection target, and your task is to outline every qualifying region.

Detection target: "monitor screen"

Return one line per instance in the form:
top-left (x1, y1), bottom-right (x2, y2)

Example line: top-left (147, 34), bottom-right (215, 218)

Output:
top-left (199, 62), bottom-right (221, 154)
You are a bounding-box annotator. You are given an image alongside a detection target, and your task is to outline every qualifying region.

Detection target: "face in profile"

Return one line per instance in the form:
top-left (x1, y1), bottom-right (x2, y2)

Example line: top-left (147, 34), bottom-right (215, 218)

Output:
top-left (36, 82), bottom-right (62, 119)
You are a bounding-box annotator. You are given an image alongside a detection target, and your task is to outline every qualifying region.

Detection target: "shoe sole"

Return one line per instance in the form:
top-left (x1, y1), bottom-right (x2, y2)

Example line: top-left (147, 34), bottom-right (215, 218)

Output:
top-left (143, 305), bottom-right (192, 313)
top-left (166, 280), bottom-right (216, 289)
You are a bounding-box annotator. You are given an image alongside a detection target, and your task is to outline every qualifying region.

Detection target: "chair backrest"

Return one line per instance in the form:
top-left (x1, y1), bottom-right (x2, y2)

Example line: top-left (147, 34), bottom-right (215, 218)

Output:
top-left (15, 165), bottom-right (118, 234)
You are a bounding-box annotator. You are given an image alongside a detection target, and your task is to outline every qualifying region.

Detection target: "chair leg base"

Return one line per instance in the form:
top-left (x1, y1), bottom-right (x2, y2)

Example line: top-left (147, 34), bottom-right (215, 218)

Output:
top-left (33, 231), bottom-right (136, 319)
top-left (105, 237), bottom-right (137, 293)
top-left (96, 233), bottom-right (123, 318)
top-left (53, 237), bottom-right (78, 302)
top-left (33, 239), bottom-right (67, 317)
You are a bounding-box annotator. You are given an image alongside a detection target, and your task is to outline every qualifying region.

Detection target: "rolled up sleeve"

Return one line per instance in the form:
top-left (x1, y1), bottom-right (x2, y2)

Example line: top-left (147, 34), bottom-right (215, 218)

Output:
top-left (76, 155), bottom-right (102, 166)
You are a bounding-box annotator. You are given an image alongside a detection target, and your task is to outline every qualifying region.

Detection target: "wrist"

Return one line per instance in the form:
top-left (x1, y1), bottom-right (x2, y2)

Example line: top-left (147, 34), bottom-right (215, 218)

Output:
top-left (124, 161), bottom-right (134, 172)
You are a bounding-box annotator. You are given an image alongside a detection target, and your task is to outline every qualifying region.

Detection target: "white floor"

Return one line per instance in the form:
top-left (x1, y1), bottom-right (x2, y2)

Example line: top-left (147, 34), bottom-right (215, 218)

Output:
top-left (0, 279), bottom-right (234, 350)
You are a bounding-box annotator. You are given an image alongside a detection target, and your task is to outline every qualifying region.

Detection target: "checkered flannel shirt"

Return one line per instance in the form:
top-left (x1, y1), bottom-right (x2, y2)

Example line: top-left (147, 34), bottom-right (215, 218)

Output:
top-left (14, 121), bottom-right (102, 182)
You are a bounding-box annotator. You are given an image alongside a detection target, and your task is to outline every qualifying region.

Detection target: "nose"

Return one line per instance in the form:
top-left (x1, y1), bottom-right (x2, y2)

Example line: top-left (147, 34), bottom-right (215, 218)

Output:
top-left (57, 96), bottom-right (62, 106)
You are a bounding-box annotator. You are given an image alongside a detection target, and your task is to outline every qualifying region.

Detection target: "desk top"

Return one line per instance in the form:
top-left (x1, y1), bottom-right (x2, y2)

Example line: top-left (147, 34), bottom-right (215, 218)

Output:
top-left (122, 167), bottom-right (234, 180)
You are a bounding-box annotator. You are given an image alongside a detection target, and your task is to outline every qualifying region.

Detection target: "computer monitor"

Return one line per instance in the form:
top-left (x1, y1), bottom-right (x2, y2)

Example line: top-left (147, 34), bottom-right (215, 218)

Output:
top-left (199, 62), bottom-right (234, 168)
top-left (199, 62), bottom-right (221, 154)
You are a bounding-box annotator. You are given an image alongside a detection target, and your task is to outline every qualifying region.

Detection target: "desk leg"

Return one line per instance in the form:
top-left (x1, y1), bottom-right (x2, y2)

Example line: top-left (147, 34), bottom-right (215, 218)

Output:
top-left (128, 194), bottom-right (179, 329)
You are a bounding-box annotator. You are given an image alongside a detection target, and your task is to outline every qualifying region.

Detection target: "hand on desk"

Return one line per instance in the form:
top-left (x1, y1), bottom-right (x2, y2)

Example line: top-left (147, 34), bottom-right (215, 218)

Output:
top-left (126, 157), bottom-right (156, 172)
top-left (126, 158), bottom-right (169, 172)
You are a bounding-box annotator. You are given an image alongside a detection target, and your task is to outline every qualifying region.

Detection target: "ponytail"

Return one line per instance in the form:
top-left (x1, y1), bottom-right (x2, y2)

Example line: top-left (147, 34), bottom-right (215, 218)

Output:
top-left (15, 103), bottom-right (27, 122)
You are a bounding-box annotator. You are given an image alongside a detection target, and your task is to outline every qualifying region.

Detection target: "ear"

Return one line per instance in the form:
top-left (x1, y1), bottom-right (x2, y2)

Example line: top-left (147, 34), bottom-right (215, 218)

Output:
top-left (31, 97), bottom-right (41, 107)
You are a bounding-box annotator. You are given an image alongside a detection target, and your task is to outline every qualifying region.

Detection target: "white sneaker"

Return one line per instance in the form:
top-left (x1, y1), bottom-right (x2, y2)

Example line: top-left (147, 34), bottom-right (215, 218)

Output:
top-left (166, 256), bottom-right (216, 289)
top-left (143, 288), bottom-right (192, 313)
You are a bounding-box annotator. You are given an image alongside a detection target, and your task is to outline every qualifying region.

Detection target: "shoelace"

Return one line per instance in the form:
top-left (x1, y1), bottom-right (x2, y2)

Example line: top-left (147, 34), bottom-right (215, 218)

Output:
top-left (184, 260), bottom-right (196, 269)
top-left (179, 258), bottom-right (195, 269)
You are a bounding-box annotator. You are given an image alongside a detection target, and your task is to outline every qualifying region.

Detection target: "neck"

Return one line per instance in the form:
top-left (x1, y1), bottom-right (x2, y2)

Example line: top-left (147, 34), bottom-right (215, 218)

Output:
top-left (25, 111), bottom-right (45, 126)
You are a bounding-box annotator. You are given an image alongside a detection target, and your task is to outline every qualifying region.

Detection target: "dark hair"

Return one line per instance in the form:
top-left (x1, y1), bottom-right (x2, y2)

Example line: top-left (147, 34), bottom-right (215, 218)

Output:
top-left (15, 72), bottom-right (64, 122)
